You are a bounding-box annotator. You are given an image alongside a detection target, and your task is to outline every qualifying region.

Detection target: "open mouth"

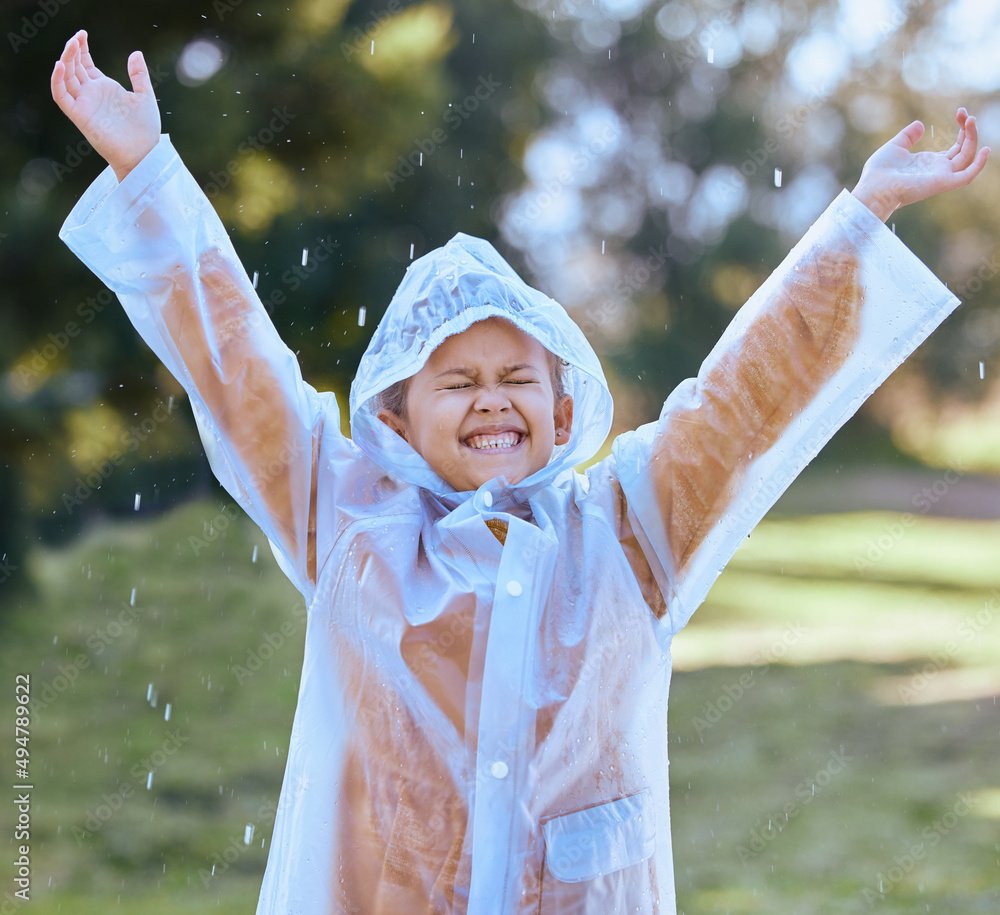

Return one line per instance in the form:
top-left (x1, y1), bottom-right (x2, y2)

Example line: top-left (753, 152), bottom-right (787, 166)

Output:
top-left (463, 431), bottom-right (525, 453)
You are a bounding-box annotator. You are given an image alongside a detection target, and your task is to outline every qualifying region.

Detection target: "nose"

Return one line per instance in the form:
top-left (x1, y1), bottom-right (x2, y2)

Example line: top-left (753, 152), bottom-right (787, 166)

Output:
top-left (473, 383), bottom-right (511, 413)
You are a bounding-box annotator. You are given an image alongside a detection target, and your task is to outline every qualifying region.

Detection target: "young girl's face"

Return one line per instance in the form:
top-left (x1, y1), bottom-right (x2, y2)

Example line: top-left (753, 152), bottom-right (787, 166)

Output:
top-left (378, 317), bottom-right (573, 493)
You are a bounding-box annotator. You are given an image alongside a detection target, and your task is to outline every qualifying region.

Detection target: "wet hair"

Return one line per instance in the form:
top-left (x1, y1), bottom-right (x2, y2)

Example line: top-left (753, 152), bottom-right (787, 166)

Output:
top-left (377, 350), bottom-right (567, 422)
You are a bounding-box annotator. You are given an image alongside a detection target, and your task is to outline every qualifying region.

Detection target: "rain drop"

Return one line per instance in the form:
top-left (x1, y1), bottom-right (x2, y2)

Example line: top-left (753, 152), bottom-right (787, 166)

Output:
top-left (252, 270), bottom-right (259, 288)
top-left (134, 493), bottom-right (141, 511)
top-left (358, 307), bottom-right (367, 327)
top-left (252, 545), bottom-right (259, 563)
top-left (707, 47), bottom-right (714, 63)
top-left (980, 361), bottom-right (985, 380)
top-left (244, 823), bottom-right (255, 845)
top-left (301, 248), bottom-right (308, 267)
top-left (164, 703), bottom-right (172, 722)
top-left (146, 771), bottom-right (154, 790)
top-left (774, 168), bottom-right (782, 188)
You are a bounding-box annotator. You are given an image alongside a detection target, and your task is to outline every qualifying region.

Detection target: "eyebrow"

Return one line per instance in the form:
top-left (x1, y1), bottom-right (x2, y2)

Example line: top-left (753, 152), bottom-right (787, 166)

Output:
top-left (433, 362), bottom-right (539, 380)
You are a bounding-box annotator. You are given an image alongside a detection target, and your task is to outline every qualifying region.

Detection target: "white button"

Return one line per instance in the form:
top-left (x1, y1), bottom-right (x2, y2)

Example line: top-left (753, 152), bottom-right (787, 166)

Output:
top-left (490, 761), bottom-right (509, 779)
top-left (506, 580), bottom-right (522, 597)
top-left (483, 490), bottom-right (493, 508)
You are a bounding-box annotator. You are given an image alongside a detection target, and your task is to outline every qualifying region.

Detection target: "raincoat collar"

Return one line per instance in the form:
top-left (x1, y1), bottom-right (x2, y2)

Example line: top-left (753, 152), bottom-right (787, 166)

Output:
top-left (349, 233), bottom-right (613, 501)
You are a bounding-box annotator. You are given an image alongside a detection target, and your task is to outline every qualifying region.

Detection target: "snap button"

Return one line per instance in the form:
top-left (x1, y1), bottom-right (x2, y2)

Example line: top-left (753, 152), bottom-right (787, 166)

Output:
top-left (506, 580), bottom-right (523, 597)
top-left (490, 761), bottom-right (509, 779)
top-left (483, 490), bottom-right (493, 508)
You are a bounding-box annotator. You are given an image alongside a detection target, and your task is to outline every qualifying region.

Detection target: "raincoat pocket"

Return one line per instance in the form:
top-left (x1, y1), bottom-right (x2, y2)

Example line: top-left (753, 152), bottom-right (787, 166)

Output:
top-left (539, 789), bottom-right (656, 910)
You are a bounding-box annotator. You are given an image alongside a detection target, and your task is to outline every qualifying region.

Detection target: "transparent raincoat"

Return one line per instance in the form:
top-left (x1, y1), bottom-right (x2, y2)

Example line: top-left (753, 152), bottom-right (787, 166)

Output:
top-left (61, 136), bottom-right (960, 914)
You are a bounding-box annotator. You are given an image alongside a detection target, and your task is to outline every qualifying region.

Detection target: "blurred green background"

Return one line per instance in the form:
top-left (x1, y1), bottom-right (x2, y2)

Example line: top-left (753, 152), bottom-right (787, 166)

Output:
top-left (2, 0), bottom-right (999, 910)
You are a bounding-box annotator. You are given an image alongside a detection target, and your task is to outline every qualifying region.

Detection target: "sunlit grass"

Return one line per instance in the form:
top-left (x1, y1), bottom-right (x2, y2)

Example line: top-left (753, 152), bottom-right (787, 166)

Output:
top-left (2, 500), bottom-right (998, 912)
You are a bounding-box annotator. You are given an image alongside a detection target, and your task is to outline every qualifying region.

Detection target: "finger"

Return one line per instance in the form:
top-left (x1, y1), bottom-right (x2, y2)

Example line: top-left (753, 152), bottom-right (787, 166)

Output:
top-left (958, 146), bottom-right (990, 185)
top-left (127, 50), bottom-right (154, 97)
top-left (893, 120), bottom-right (925, 150)
top-left (951, 115), bottom-right (980, 170)
top-left (70, 33), bottom-right (90, 88)
top-left (78, 29), bottom-right (100, 78)
top-left (50, 59), bottom-right (71, 108)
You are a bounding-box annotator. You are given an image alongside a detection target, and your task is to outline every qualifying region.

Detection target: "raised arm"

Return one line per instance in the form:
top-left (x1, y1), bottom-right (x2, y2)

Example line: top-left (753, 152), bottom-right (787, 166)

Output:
top-left (54, 32), bottom-right (324, 592)
top-left (613, 112), bottom-right (988, 632)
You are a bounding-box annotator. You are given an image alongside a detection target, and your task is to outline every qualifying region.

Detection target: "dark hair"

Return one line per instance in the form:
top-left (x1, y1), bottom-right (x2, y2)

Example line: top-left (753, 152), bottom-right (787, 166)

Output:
top-left (376, 351), bottom-right (567, 420)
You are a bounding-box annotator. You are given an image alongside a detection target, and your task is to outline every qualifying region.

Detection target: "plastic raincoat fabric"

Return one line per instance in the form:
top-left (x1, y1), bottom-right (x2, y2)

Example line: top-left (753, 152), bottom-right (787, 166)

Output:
top-left (61, 135), bottom-right (961, 914)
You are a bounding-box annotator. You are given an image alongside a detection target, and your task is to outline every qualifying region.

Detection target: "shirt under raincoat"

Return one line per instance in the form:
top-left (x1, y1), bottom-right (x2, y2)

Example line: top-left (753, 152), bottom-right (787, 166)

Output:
top-left (60, 135), bottom-right (961, 914)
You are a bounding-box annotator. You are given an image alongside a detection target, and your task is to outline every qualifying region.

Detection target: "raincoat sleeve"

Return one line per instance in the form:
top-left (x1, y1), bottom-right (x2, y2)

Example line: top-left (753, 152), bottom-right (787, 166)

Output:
top-left (59, 135), bottom-right (328, 598)
top-left (611, 190), bottom-right (960, 636)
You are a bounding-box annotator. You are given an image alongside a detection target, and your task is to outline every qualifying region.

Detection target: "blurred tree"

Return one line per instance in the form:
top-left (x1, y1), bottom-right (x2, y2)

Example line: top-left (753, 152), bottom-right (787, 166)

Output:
top-left (2, 0), bottom-right (999, 608)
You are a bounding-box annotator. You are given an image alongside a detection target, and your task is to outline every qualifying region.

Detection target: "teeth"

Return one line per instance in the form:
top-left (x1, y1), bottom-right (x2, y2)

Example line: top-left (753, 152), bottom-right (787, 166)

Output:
top-left (467, 433), bottom-right (519, 450)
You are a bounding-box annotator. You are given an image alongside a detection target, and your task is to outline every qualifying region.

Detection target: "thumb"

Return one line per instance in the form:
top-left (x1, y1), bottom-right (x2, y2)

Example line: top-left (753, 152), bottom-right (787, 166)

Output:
top-left (127, 50), bottom-right (154, 96)
top-left (894, 119), bottom-right (925, 150)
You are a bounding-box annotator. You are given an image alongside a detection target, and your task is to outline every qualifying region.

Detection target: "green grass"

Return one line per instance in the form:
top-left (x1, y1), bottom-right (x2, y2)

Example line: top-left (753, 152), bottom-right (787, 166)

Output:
top-left (1, 501), bottom-right (998, 913)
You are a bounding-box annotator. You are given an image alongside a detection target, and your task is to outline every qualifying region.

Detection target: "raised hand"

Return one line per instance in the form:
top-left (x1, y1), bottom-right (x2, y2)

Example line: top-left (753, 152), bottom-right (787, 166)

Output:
top-left (51, 30), bottom-right (160, 182)
top-left (852, 108), bottom-right (990, 222)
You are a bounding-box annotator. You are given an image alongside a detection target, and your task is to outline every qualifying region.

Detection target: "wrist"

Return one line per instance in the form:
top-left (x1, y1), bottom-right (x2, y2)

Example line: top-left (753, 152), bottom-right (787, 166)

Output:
top-left (851, 180), bottom-right (898, 223)
top-left (110, 138), bottom-right (158, 183)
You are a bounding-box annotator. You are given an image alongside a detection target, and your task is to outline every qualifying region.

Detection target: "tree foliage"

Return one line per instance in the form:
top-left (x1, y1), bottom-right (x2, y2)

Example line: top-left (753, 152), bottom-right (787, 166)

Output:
top-left (2, 0), bottom-right (998, 601)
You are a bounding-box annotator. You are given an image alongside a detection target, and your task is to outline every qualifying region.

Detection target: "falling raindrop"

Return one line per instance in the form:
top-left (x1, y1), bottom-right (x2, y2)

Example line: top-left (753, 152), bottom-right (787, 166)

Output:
top-left (251, 545), bottom-right (259, 563)
top-left (980, 361), bottom-right (985, 380)
top-left (774, 168), bottom-right (782, 187)
top-left (134, 493), bottom-right (141, 511)
top-left (244, 823), bottom-right (255, 845)
top-left (130, 588), bottom-right (137, 607)
top-left (409, 243), bottom-right (415, 259)
top-left (252, 270), bottom-right (259, 288)
top-left (146, 772), bottom-right (154, 790)
top-left (370, 40), bottom-right (374, 55)
top-left (301, 248), bottom-right (308, 267)
top-left (358, 307), bottom-right (367, 327)
top-left (707, 47), bottom-right (714, 63)
top-left (164, 703), bottom-right (172, 722)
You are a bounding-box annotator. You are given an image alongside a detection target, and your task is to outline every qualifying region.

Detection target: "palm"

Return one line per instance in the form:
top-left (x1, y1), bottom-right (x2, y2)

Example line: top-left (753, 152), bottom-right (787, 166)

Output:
top-left (52, 31), bottom-right (159, 180)
top-left (853, 109), bottom-right (990, 220)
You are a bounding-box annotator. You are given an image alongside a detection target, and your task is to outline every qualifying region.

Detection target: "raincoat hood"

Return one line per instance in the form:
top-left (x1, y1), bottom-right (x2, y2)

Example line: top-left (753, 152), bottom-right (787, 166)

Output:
top-left (349, 233), bottom-right (613, 497)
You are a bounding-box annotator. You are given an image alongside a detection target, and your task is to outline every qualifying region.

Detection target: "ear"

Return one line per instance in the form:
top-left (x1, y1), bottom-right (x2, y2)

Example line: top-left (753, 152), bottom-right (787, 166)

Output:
top-left (377, 408), bottom-right (409, 442)
top-left (553, 394), bottom-right (573, 445)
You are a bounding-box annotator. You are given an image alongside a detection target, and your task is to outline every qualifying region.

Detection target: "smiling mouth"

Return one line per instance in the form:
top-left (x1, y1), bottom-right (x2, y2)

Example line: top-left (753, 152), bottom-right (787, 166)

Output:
top-left (463, 432), bottom-right (525, 452)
